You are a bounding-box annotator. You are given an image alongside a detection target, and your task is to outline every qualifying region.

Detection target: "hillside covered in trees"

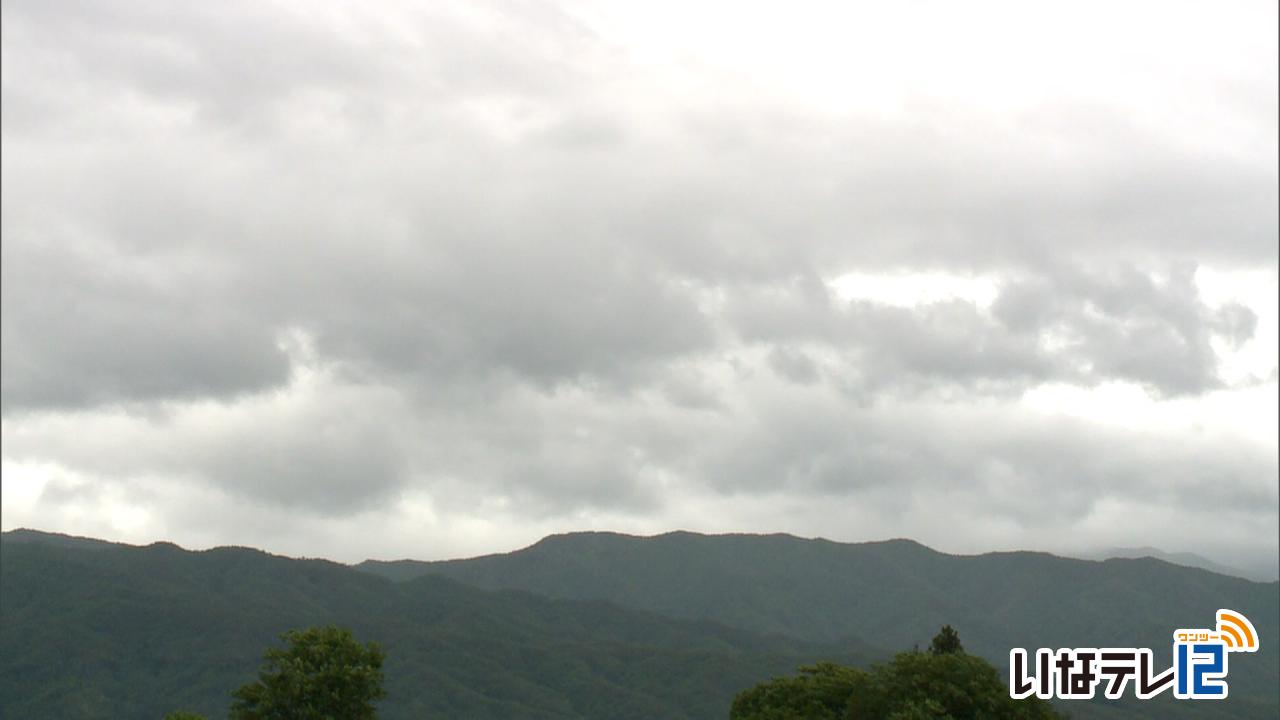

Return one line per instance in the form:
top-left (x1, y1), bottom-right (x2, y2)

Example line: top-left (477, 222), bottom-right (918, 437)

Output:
top-left (3, 529), bottom-right (1277, 719)
top-left (1, 532), bottom-right (867, 719)
top-left (363, 530), bottom-right (1280, 719)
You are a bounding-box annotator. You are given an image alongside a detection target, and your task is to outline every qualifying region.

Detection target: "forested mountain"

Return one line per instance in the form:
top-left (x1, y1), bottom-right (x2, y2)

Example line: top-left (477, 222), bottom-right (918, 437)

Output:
top-left (2, 528), bottom-right (122, 552)
top-left (359, 530), bottom-right (1280, 719)
top-left (3, 529), bottom-right (1276, 719)
top-left (0, 532), bottom-right (867, 720)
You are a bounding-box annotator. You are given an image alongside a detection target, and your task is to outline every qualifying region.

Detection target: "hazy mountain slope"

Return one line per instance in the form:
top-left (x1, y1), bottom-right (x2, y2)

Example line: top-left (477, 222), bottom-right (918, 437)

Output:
top-left (1076, 546), bottom-right (1274, 582)
top-left (0, 534), bottom-right (868, 720)
top-left (359, 530), bottom-right (1280, 719)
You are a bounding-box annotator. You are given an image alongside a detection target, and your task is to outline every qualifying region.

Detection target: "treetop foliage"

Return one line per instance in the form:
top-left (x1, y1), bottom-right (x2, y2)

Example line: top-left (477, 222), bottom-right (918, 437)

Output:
top-left (229, 625), bottom-right (386, 720)
top-left (731, 627), bottom-right (1065, 720)
top-left (928, 625), bottom-right (963, 656)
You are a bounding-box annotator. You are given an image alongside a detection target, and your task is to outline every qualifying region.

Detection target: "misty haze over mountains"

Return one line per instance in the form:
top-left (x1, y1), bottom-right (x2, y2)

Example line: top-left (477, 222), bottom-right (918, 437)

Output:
top-left (1074, 546), bottom-right (1277, 583)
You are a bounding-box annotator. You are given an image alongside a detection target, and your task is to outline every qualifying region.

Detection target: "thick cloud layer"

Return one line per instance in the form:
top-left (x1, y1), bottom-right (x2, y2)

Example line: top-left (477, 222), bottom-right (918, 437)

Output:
top-left (2, 0), bottom-right (1276, 576)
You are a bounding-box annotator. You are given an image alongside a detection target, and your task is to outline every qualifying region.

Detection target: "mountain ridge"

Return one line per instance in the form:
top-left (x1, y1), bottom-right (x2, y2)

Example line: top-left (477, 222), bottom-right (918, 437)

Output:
top-left (357, 529), bottom-right (1279, 719)
top-left (5, 527), bottom-right (1277, 718)
top-left (0, 531), bottom-right (870, 720)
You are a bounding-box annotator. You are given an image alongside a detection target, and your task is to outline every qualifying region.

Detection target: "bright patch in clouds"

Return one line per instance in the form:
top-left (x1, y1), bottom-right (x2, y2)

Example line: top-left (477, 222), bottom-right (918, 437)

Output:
top-left (829, 271), bottom-right (1001, 308)
top-left (1195, 266), bottom-right (1279, 383)
top-left (0, 459), bottom-right (54, 521)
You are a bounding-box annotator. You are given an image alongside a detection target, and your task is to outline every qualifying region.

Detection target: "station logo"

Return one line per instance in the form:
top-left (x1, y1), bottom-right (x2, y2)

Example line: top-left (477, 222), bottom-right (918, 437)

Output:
top-left (1009, 609), bottom-right (1259, 701)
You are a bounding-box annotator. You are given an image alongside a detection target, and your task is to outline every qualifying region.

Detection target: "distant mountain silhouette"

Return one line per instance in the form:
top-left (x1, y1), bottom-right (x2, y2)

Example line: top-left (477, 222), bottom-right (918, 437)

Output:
top-left (1073, 546), bottom-right (1274, 583)
top-left (360, 530), bottom-right (1279, 719)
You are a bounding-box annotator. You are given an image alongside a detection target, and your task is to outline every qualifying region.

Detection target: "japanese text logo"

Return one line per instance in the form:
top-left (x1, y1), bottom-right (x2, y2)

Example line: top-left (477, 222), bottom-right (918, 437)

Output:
top-left (1009, 609), bottom-right (1259, 701)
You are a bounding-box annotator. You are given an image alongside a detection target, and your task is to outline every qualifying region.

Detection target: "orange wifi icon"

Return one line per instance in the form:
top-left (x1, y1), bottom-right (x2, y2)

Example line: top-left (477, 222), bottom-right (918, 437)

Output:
top-left (1216, 610), bottom-right (1259, 652)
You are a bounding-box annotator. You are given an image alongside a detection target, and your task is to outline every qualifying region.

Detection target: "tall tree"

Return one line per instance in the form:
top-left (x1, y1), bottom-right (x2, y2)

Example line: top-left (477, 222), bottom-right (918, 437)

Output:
top-left (731, 627), bottom-right (1064, 720)
top-left (230, 625), bottom-right (385, 720)
top-left (928, 625), bottom-right (963, 656)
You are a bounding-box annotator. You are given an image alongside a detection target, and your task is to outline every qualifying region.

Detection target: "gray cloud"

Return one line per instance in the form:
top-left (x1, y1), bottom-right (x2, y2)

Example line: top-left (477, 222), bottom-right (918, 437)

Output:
top-left (767, 347), bottom-right (821, 386)
top-left (726, 263), bottom-right (1258, 398)
top-left (2, 0), bottom-right (1272, 410)
top-left (1, 0), bottom-right (1275, 572)
top-left (991, 264), bottom-right (1260, 395)
top-left (693, 396), bottom-right (1278, 521)
top-left (0, 229), bottom-right (291, 411)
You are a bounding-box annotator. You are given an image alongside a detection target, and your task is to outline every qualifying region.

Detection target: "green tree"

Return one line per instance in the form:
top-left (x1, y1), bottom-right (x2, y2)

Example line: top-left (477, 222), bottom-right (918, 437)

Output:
top-left (845, 647), bottom-right (1062, 720)
top-left (731, 627), bottom-right (1064, 720)
top-left (928, 625), bottom-right (963, 655)
top-left (162, 713), bottom-right (207, 720)
top-left (730, 662), bottom-right (863, 720)
top-left (230, 625), bottom-right (385, 720)
top-left (886, 698), bottom-right (949, 719)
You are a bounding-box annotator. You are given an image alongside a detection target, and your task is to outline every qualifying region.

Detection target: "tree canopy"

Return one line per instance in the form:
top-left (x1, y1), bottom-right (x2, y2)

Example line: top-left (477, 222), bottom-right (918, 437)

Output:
top-left (731, 627), bottom-right (1065, 720)
top-left (229, 625), bottom-right (386, 720)
top-left (729, 662), bottom-right (863, 720)
top-left (928, 625), bottom-right (963, 655)
top-left (844, 649), bottom-right (1062, 719)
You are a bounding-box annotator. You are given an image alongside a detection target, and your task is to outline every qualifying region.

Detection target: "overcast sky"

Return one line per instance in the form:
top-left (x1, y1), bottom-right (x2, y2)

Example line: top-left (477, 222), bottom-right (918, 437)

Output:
top-left (2, 0), bottom-right (1276, 577)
